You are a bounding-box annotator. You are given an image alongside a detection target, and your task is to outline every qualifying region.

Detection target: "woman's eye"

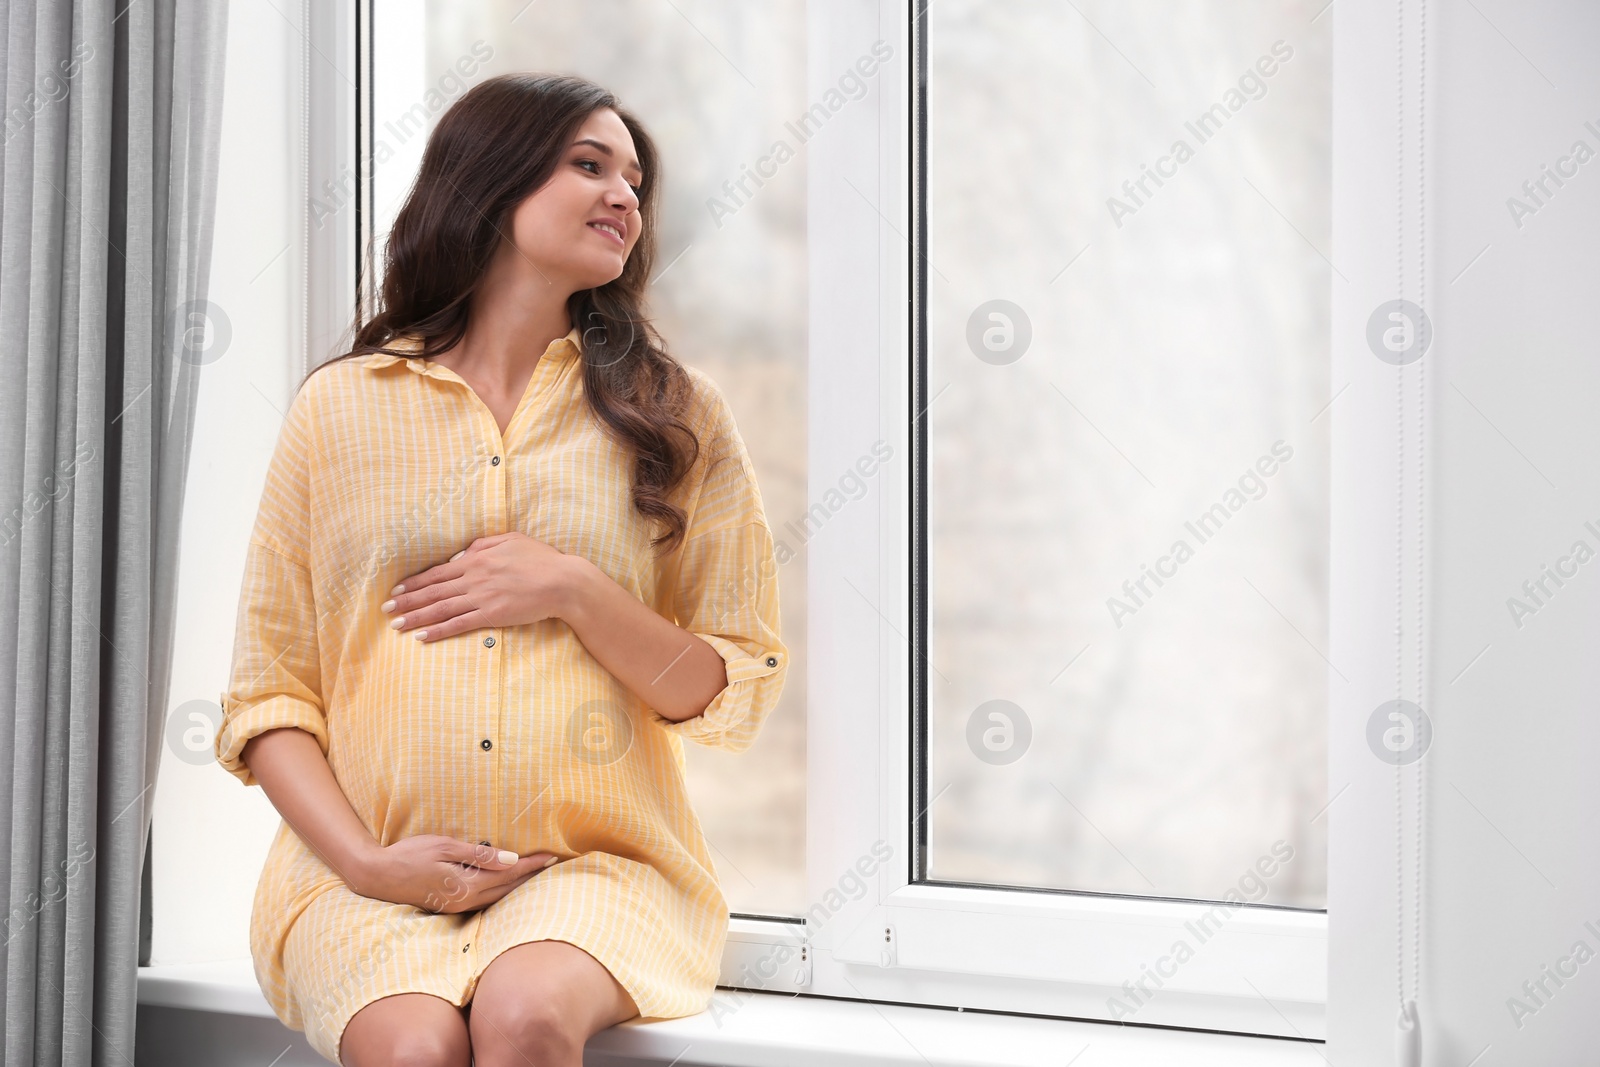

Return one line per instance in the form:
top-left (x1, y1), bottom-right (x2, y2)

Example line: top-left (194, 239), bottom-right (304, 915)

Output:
top-left (579, 158), bottom-right (641, 196)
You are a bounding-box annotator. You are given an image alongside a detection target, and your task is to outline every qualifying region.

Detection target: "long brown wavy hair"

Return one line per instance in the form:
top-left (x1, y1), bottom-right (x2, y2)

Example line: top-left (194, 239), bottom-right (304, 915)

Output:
top-left (307, 72), bottom-right (701, 555)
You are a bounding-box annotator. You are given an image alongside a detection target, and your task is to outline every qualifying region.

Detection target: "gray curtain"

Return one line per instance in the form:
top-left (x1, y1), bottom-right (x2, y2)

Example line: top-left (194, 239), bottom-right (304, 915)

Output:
top-left (0, 1), bottom-right (228, 1065)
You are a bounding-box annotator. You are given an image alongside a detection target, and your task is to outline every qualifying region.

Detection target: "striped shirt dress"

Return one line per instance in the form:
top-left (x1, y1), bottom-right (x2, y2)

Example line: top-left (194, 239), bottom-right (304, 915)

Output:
top-left (213, 325), bottom-right (788, 1064)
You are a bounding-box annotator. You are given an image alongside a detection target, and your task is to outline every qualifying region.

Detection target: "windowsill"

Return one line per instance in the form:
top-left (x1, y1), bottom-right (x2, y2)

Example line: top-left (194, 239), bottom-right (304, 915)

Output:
top-left (137, 959), bottom-right (1326, 1066)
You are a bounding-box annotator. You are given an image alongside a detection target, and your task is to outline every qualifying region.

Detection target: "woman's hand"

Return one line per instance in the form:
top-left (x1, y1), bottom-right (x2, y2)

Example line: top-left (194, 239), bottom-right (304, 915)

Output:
top-left (350, 835), bottom-right (562, 913)
top-left (382, 532), bottom-right (583, 643)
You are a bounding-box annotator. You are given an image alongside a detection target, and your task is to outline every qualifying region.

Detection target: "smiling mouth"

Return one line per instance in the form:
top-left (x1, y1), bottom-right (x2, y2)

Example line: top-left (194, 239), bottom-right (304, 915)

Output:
top-left (587, 222), bottom-right (625, 247)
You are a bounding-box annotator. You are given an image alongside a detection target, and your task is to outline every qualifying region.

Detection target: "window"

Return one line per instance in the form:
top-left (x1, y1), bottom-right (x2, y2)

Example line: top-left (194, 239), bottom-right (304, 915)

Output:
top-left (337, 0), bottom-right (1329, 1040)
top-left (798, 0), bottom-right (1326, 1037)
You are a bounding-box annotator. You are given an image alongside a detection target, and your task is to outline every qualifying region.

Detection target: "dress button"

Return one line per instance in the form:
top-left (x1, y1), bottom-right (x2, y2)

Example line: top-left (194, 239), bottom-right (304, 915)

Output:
top-left (491, 456), bottom-right (500, 466)
top-left (479, 840), bottom-right (491, 847)
top-left (462, 943), bottom-right (470, 952)
top-left (766, 656), bottom-right (778, 667)
top-left (481, 738), bottom-right (493, 751)
top-left (483, 635), bottom-right (496, 648)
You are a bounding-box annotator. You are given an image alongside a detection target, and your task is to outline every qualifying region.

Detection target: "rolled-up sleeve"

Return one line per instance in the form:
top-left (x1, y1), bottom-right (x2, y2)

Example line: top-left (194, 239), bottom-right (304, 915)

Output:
top-left (215, 383), bottom-right (329, 786)
top-left (215, 542), bottom-right (329, 785)
top-left (652, 378), bottom-right (789, 753)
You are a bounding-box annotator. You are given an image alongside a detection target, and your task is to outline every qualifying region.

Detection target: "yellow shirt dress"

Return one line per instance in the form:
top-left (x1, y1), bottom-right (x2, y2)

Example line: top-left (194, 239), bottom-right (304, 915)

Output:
top-left (213, 326), bottom-right (788, 1065)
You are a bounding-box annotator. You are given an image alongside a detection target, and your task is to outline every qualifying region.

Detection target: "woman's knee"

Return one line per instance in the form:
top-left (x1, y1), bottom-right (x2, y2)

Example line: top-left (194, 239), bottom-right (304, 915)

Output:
top-left (467, 939), bottom-right (636, 1065)
top-left (339, 992), bottom-right (470, 1067)
top-left (469, 995), bottom-right (582, 1063)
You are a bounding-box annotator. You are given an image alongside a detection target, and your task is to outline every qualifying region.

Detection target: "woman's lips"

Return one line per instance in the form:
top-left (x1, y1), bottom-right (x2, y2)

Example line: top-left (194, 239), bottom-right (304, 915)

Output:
top-left (588, 222), bottom-right (625, 247)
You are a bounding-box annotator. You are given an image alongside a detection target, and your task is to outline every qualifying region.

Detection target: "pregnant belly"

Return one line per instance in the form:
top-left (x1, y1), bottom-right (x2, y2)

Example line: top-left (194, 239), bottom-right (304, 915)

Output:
top-left (326, 630), bottom-right (675, 858)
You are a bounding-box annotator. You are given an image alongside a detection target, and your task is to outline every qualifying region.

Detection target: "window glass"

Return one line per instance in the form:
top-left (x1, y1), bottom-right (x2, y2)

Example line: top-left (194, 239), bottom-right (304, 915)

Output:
top-left (926, 0), bottom-right (1330, 908)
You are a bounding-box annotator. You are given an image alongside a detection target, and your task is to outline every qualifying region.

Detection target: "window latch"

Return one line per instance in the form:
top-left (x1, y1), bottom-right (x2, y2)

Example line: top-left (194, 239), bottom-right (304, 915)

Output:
top-left (793, 937), bottom-right (812, 987)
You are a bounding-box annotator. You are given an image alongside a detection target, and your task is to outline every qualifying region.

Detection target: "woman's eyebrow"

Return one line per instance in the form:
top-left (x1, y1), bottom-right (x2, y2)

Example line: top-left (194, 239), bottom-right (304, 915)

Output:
top-left (572, 138), bottom-right (643, 179)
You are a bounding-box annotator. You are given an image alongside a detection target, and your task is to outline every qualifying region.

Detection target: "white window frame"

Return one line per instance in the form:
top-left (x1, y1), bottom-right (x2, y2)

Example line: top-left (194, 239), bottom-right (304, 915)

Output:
top-left (316, 0), bottom-right (1341, 1041)
top-left (305, 0), bottom-right (360, 372)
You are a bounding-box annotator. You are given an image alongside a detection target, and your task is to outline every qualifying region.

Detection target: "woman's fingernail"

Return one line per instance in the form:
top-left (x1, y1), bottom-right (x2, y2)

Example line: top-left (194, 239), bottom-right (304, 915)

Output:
top-left (391, 584), bottom-right (406, 595)
top-left (497, 849), bottom-right (518, 864)
top-left (380, 599), bottom-right (395, 613)
top-left (543, 856), bottom-right (559, 868)
top-left (451, 550), bottom-right (465, 562)
top-left (414, 630), bottom-right (428, 641)
top-left (390, 617), bottom-right (405, 630)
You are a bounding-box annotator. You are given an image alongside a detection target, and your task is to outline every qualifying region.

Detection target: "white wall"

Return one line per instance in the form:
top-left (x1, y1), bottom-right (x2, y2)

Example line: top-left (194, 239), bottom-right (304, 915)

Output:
top-left (153, 0), bottom-right (301, 964)
top-left (1330, 2), bottom-right (1600, 1063)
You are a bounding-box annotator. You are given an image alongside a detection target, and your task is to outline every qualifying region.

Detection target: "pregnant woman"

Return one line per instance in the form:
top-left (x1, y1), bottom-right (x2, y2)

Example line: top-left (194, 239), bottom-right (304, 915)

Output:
top-left (213, 72), bottom-right (788, 1067)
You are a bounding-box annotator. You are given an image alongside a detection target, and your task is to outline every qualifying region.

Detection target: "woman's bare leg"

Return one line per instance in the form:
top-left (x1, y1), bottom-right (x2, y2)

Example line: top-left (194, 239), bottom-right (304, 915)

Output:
top-left (467, 939), bottom-right (640, 1067)
top-left (339, 991), bottom-right (472, 1067)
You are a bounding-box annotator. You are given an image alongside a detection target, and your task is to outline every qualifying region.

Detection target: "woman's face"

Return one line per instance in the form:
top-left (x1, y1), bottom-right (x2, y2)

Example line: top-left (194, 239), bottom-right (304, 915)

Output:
top-left (505, 107), bottom-right (644, 293)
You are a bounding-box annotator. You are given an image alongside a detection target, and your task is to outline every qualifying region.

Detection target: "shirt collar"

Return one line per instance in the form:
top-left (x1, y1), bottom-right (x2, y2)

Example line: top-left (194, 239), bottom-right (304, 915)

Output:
top-left (358, 326), bottom-right (583, 373)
